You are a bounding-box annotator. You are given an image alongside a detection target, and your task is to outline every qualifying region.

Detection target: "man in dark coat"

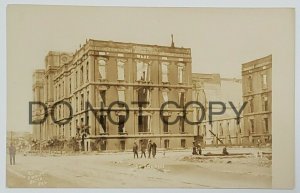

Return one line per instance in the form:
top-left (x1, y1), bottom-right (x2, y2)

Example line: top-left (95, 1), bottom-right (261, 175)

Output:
top-left (147, 140), bottom-right (152, 158)
top-left (133, 141), bottom-right (139, 159)
top-left (152, 142), bottom-right (157, 158)
top-left (9, 143), bottom-right (16, 165)
top-left (140, 141), bottom-right (146, 158)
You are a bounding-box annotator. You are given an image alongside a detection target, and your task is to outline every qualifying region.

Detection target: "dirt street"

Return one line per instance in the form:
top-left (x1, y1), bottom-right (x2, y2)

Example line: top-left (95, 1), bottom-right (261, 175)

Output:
top-left (6, 147), bottom-right (272, 188)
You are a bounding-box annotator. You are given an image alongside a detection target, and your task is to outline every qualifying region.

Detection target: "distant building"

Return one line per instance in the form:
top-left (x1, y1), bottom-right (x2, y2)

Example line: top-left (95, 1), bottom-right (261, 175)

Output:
top-left (192, 73), bottom-right (244, 146)
top-left (32, 39), bottom-right (195, 151)
top-left (241, 55), bottom-right (272, 145)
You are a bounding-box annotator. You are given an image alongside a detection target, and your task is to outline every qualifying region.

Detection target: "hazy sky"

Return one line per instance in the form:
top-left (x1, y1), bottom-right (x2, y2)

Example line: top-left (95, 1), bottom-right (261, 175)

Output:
top-left (7, 5), bottom-right (294, 132)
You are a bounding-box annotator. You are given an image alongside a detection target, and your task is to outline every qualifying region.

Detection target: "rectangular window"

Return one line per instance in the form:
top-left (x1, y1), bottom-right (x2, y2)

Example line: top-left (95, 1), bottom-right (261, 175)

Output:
top-left (99, 91), bottom-right (106, 106)
top-left (248, 76), bottom-right (252, 92)
top-left (118, 115), bottom-right (126, 133)
top-left (179, 116), bottom-right (185, 133)
top-left (137, 61), bottom-right (149, 81)
top-left (75, 71), bottom-right (78, 88)
top-left (181, 139), bottom-right (186, 148)
top-left (179, 92), bottom-right (185, 108)
top-left (262, 74), bottom-right (267, 89)
top-left (138, 115), bottom-right (150, 132)
top-left (80, 66), bottom-right (84, 84)
top-left (178, 63), bottom-right (185, 83)
top-left (87, 91), bottom-right (89, 103)
top-left (86, 116), bottom-right (89, 128)
top-left (99, 115), bottom-right (106, 133)
top-left (118, 90), bottom-right (125, 102)
top-left (137, 88), bottom-right (150, 108)
top-left (98, 59), bottom-right (106, 79)
top-left (58, 84), bottom-right (61, 99)
top-left (86, 62), bottom-right (89, 81)
top-left (76, 96), bottom-right (78, 112)
top-left (203, 125), bottom-right (207, 136)
top-left (250, 119), bottom-right (255, 133)
top-left (249, 98), bottom-right (254, 113)
top-left (263, 96), bottom-right (268, 111)
top-left (164, 139), bottom-right (169, 149)
top-left (163, 116), bottom-right (169, 133)
top-left (81, 93), bottom-right (84, 111)
top-left (117, 60), bottom-right (125, 80)
top-left (69, 78), bottom-right (71, 94)
top-left (264, 118), bottom-right (269, 132)
top-left (162, 62), bottom-right (168, 82)
top-left (62, 81), bottom-right (64, 97)
top-left (120, 141), bottom-right (126, 151)
top-left (162, 91), bottom-right (168, 108)
top-left (69, 122), bottom-right (72, 137)
top-left (219, 123), bottom-right (223, 136)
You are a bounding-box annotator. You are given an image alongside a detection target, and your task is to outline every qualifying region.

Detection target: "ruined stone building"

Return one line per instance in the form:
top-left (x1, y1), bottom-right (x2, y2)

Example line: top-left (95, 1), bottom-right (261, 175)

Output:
top-left (241, 55), bottom-right (272, 145)
top-left (192, 73), bottom-right (244, 146)
top-left (32, 39), bottom-right (195, 151)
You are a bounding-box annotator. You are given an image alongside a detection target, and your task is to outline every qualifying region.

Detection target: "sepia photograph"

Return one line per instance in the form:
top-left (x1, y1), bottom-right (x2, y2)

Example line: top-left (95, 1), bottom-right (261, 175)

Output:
top-left (5, 4), bottom-right (295, 190)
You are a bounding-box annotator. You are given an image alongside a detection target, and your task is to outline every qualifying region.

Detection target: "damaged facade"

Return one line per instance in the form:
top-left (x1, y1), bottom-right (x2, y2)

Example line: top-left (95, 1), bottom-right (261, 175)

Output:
top-left (241, 55), bottom-right (272, 145)
top-left (192, 73), bottom-right (244, 146)
top-left (32, 39), bottom-right (195, 151)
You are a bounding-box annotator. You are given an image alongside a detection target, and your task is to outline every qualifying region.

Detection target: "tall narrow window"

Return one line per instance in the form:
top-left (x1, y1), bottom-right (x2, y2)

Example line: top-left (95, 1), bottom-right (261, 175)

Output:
top-left (117, 60), bottom-right (125, 81)
top-left (178, 63), bottom-right (185, 83)
top-left (179, 92), bottom-right (185, 108)
top-left (59, 105), bottom-right (61, 119)
top-left (137, 88), bottom-right (150, 108)
top-left (161, 62), bottom-right (168, 83)
top-left (81, 93), bottom-right (84, 111)
top-left (249, 98), bottom-right (254, 113)
top-left (262, 74), bottom-right (267, 89)
top-left (179, 117), bottom-right (185, 133)
top-left (203, 125), bottom-right (207, 136)
top-left (163, 116), bottom-right (169, 133)
top-left (138, 115), bottom-right (150, 132)
top-left (69, 122), bottom-right (72, 137)
top-left (80, 66), bottom-right (84, 84)
top-left (162, 91), bottom-right (168, 108)
top-left (118, 115), bottom-right (126, 133)
top-left (164, 140), bottom-right (169, 149)
top-left (118, 90), bottom-right (125, 101)
top-left (137, 61), bottom-right (149, 81)
top-left (262, 96), bottom-right (268, 111)
top-left (86, 62), bottom-right (89, 81)
top-left (75, 71), bottom-right (78, 88)
top-left (69, 78), bottom-right (71, 94)
top-left (250, 119), bottom-right (255, 133)
top-left (98, 59), bottom-right (106, 80)
top-left (248, 76), bottom-right (252, 92)
top-left (58, 84), bottom-right (61, 99)
top-left (99, 115), bottom-right (106, 133)
top-left (99, 91), bottom-right (106, 106)
top-left (219, 123), bottom-right (223, 136)
top-left (87, 91), bottom-right (89, 103)
top-left (264, 118), bottom-right (269, 132)
top-left (76, 96), bottom-right (78, 112)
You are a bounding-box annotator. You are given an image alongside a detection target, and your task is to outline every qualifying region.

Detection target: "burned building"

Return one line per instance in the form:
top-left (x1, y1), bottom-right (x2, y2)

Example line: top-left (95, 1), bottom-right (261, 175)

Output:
top-left (32, 39), bottom-right (195, 151)
top-left (241, 55), bottom-right (272, 145)
top-left (192, 73), bottom-right (244, 146)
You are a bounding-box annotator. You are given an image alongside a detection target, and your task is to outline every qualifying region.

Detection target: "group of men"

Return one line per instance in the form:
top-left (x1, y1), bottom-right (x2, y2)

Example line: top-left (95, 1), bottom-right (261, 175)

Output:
top-left (133, 140), bottom-right (157, 159)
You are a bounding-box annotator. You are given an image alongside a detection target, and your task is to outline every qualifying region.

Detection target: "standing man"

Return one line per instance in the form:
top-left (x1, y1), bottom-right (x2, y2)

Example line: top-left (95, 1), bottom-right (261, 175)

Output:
top-left (147, 140), bottom-right (152, 158)
top-left (152, 142), bottom-right (157, 158)
top-left (9, 143), bottom-right (16, 165)
top-left (140, 141), bottom-right (146, 158)
top-left (133, 141), bottom-right (139, 159)
top-left (197, 143), bottom-right (202, 155)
